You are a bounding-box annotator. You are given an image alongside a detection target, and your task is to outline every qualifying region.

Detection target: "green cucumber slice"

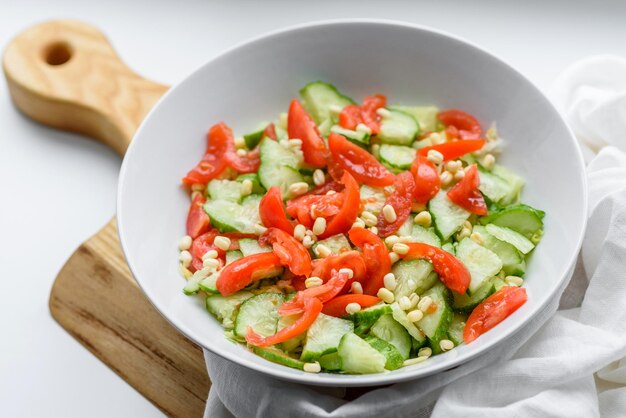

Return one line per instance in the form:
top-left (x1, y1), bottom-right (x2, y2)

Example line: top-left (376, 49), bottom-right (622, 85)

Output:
top-left (429, 191), bottom-right (471, 240)
top-left (390, 302), bottom-right (427, 345)
top-left (203, 196), bottom-right (261, 234)
top-left (278, 313), bottom-right (306, 353)
top-left (369, 313), bottom-right (412, 359)
top-left (455, 237), bottom-right (503, 294)
top-left (300, 81), bottom-right (354, 125)
top-left (472, 225), bottom-right (523, 275)
top-left (379, 144), bottom-right (417, 169)
top-left (408, 224), bottom-right (442, 248)
top-left (234, 293), bottom-right (284, 339)
top-left (447, 313), bottom-right (467, 346)
top-left (331, 125), bottom-right (370, 147)
top-left (258, 164), bottom-right (304, 198)
top-left (243, 122), bottom-right (269, 149)
top-left (236, 173), bottom-right (266, 194)
top-left (199, 271), bottom-right (219, 294)
top-left (478, 170), bottom-right (511, 204)
top-left (252, 346), bottom-right (305, 370)
top-left (378, 109), bottom-right (419, 146)
top-left (492, 165), bottom-right (524, 205)
top-left (480, 204), bottom-right (545, 240)
top-left (208, 179), bottom-right (243, 203)
top-left (318, 352), bottom-right (342, 371)
top-left (300, 313), bottom-right (354, 361)
top-left (415, 283), bottom-right (453, 354)
top-left (225, 250), bottom-right (243, 265)
top-left (392, 259), bottom-right (435, 300)
top-left (365, 336), bottom-right (404, 370)
top-left (485, 224), bottom-right (535, 254)
top-left (451, 277), bottom-right (496, 312)
top-left (205, 291), bottom-right (254, 328)
top-left (238, 238), bottom-right (272, 257)
top-left (312, 234), bottom-right (351, 258)
top-left (351, 303), bottom-right (393, 335)
top-left (389, 105), bottom-right (438, 132)
top-left (338, 333), bottom-right (387, 374)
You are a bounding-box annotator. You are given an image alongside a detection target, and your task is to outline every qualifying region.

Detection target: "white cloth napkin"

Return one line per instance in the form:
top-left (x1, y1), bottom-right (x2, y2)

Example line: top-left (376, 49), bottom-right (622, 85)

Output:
top-left (204, 55), bottom-right (626, 418)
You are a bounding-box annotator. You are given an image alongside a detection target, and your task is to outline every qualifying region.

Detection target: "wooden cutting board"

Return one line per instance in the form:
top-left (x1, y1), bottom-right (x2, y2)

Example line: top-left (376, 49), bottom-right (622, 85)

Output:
top-left (3, 20), bottom-right (210, 417)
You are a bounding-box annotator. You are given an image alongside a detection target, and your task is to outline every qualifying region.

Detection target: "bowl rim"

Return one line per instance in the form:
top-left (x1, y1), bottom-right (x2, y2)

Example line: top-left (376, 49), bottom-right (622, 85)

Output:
top-left (117, 18), bottom-right (588, 386)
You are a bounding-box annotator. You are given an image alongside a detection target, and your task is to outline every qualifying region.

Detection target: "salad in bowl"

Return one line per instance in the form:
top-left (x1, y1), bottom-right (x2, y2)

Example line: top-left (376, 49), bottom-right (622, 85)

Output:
top-left (175, 81), bottom-right (544, 375)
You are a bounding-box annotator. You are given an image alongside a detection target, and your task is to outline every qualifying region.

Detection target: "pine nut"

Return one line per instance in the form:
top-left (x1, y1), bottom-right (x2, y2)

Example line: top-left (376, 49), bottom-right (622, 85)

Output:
top-left (383, 273), bottom-right (397, 291)
top-left (294, 224), bottom-right (306, 241)
top-left (313, 169), bottom-right (325, 186)
top-left (376, 108), bottom-right (391, 118)
top-left (440, 171), bottom-right (453, 187)
top-left (505, 275), bottom-right (524, 287)
top-left (350, 281), bottom-right (363, 294)
top-left (254, 224), bottom-right (267, 235)
top-left (409, 293), bottom-right (420, 309)
top-left (369, 226), bottom-right (379, 235)
top-left (338, 268), bottom-right (354, 279)
top-left (398, 296), bottom-right (412, 310)
top-left (407, 309), bottom-right (424, 323)
top-left (470, 231), bottom-right (484, 245)
top-left (360, 211), bottom-right (378, 226)
top-left (202, 249), bottom-right (219, 260)
top-left (288, 182), bottom-right (309, 196)
top-left (389, 252), bottom-right (400, 264)
top-left (414, 211), bottom-right (432, 227)
top-left (312, 217), bottom-right (327, 236)
top-left (385, 235), bottom-right (400, 247)
top-left (214, 236), bottom-right (231, 251)
top-left (240, 179), bottom-right (253, 196)
top-left (302, 235), bottom-right (314, 248)
top-left (481, 154), bottom-right (496, 170)
top-left (383, 204), bottom-right (397, 223)
top-left (303, 362), bottom-right (321, 373)
top-left (398, 235), bottom-right (413, 244)
top-left (403, 356), bottom-right (428, 367)
top-left (454, 170), bottom-right (465, 181)
top-left (418, 347), bottom-right (432, 357)
top-left (377, 287), bottom-right (395, 304)
top-left (352, 218), bottom-right (366, 229)
top-left (179, 250), bottom-right (192, 267)
top-left (427, 149), bottom-right (444, 165)
top-left (356, 123), bottom-right (372, 134)
top-left (203, 258), bottom-right (220, 269)
top-left (315, 244), bottom-right (332, 258)
top-left (417, 296), bottom-right (433, 312)
top-left (445, 160), bottom-right (462, 174)
top-left (392, 243), bottom-right (410, 255)
top-left (305, 276), bottom-right (323, 288)
top-left (234, 136), bottom-right (245, 148)
top-left (178, 235), bottom-right (192, 251)
top-left (345, 302), bottom-right (361, 314)
top-left (440, 339), bottom-right (455, 351)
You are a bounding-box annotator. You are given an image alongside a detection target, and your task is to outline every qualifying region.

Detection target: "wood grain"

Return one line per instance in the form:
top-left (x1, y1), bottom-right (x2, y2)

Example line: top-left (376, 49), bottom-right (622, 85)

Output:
top-left (3, 20), bottom-right (209, 417)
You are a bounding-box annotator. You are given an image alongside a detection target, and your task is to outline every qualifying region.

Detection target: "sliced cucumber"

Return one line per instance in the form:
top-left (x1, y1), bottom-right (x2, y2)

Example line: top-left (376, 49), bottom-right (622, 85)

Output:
top-left (331, 125), bottom-right (370, 147)
top-left (396, 218), bottom-right (414, 237)
top-left (359, 185), bottom-right (387, 216)
top-left (351, 303), bottom-right (393, 335)
top-left (478, 170), bottom-right (510, 204)
top-left (429, 191), bottom-right (471, 240)
top-left (485, 224), bottom-right (535, 254)
top-left (451, 277), bottom-right (496, 312)
top-left (378, 109), bottom-right (419, 146)
top-left (243, 122), bottom-right (269, 149)
top-left (208, 179), bottom-right (243, 203)
top-left (338, 333), bottom-right (387, 374)
top-left (252, 346), bottom-right (305, 370)
top-left (225, 250), bottom-right (243, 265)
top-left (480, 204), bottom-right (545, 240)
top-left (392, 259), bottom-right (435, 300)
top-left (447, 313), bottom-right (467, 346)
top-left (408, 224), bottom-right (442, 248)
top-left (312, 234), bottom-right (351, 258)
top-left (205, 291), bottom-right (254, 328)
top-left (203, 195), bottom-right (261, 234)
top-left (234, 293), bottom-right (284, 339)
top-left (258, 164), bottom-right (304, 198)
top-left (378, 144), bottom-right (416, 170)
top-left (258, 137), bottom-right (305, 197)
top-left (259, 136), bottom-right (302, 169)
top-left (236, 173), bottom-right (265, 194)
top-left (492, 165), bottom-right (524, 205)
top-left (238, 238), bottom-right (272, 257)
top-left (365, 336), bottom-right (404, 370)
top-left (369, 313), bottom-right (412, 359)
top-left (278, 313), bottom-right (306, 353)
top-left (301, 313), bottom-right (354, 361)
top-left (472, 225), bottom-right (523, 276)
top-left (389, 105), bottom-right (438, 132)
top-left (442, 242), bottom-right (455, 255)
top-left (415, 283), bottom-right (453, 354)
top-left (300, 81), bottom-right (354, 125)
top-left (199, 271), bottom-right (219, 294)
top-left (390, 302), bottom-right (427, 345)
top-left (183, 268), bottom-right (207, 295)
top-left (455, 237), bottom-right (503, 294)
top-left (318, 352), bottom-right (342, 371)
top-left (318, 118), bottom-right (333, 138)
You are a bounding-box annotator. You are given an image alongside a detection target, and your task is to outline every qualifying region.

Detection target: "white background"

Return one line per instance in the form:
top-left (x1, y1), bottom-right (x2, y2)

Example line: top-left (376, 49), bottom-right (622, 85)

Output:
top-left (1, 0), bottom-right (625, 416)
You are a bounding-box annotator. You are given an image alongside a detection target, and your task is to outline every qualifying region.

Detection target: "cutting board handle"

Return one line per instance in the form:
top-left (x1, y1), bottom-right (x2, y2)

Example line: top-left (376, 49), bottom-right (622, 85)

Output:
top-left (3, 20), bottom-right (168, 156)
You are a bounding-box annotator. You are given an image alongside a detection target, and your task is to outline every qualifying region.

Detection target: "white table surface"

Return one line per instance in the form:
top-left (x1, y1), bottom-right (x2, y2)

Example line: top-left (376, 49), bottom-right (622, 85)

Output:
top-left (2, 0), bottom-right (625, 416)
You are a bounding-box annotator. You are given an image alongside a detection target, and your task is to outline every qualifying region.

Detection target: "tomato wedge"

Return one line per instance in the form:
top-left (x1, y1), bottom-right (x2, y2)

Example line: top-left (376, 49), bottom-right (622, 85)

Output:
top-left (328, 133), bottom-right (395, 187)
top-left (348, 227), bottom-right (392, 295)
top-left (376, 172), bottom-right (416, 237)
top-left (189, 230), bottom-right (255, 271)
top-left (227, 146), bottom-right (260, 174)
top-left (286, 191), bottom-right (345, 228)
top-left (418, 139), bottom-right (486, 162)
top-left (186, 193), bottom-right (210, 239)
top-left (279, 270), bottom-right (351, 315)
top-left (287, 99), bottom-right (327, 168)
top-left (438, 109), bottom-right (482, 140)
top-left (263, 122), bottom-right (277, 140)
top-left (401, 242), bottom-right (471, 294)
top-left (182, 123), bottom-right (232, 186)
top-left (410, 155), bottom-right (441, 204)
top-left (338, 94), bottom-right (387, 134)
top-left (321, 294), bottom-right (381, 317)
top-left (259, 228), bottom-right (311, 277)
top-left (319, 171), bottom-right (361, 239)
top-left (464, 286), bottom-right (527, 343)
top-left (216, 252), bottom-right (283, 296)
top-left (259, 187), bottom-right (295, 234)
top-left (447, 164), bottom-right (488, 216)
top-left (310, 250), bottom-right (367, 283)
top-left (246, 297), bottom-right (323, 347)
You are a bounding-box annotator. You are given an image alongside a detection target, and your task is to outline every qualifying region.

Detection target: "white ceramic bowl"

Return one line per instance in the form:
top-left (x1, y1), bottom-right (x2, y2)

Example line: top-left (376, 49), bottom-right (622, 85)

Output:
top-left (117, 19), bottom-right (586, 386)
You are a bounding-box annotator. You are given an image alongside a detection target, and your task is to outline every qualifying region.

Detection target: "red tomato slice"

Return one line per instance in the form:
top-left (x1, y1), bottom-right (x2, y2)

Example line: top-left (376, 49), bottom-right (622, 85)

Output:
top-left (259, 187), bottom-right (295, 234)
top-left (216, 252), bottom-right (283, 296)
top-left (438, 109), bottom-right (482, 140)
top-left (401, 242), bottom-right (471, 294)
top-left (328, 133), bottom-right (395, 187)
top-left (376, 172), bottom-right (416, 237)
top-left (287, 99), bottom-right (327, 168)
top-left (338, 95), bottom-right (386, 134)
top-left (418, 139), bottom-right (486, 162)
top-left (447, 164), bottom-right (488, 216)
top-left (226, 146), bottom-right (260, 174)
top-left (410, 155), bottom-right (440, 204)
top-left (310, 250), bottom-right (367, 283)
top-left (279, 270), bottom-right (351, 315)
top-left (338, 105), bottom-right (362, 131)
top-left (182, 123), bottom-right (232, 186)
top-left (263, 122), bottom-right (277, 140)
top-left (259, 228), bottom-right (312, 277)
top-left (464, 286), bottom-right (527, 343)
top-left (321, 294), bottom-right (381, 317)
top-left (189, 230), bottom-right (256, 272)
top-left (246, 297), bottom-right (323, 347)
top-left (348, 227), bottom-right (392, 295)
top-left (286, 191), bottom-right (345, 228)
top-left (186, 193), bottom-right (210, 239)
top-left (320, 171), bottom-right (361, 239)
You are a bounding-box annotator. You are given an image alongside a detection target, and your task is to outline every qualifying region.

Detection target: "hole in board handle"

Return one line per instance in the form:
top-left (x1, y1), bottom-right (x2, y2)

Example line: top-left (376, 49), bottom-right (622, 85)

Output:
top-left (43, 41), bottom-right (72, 66)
